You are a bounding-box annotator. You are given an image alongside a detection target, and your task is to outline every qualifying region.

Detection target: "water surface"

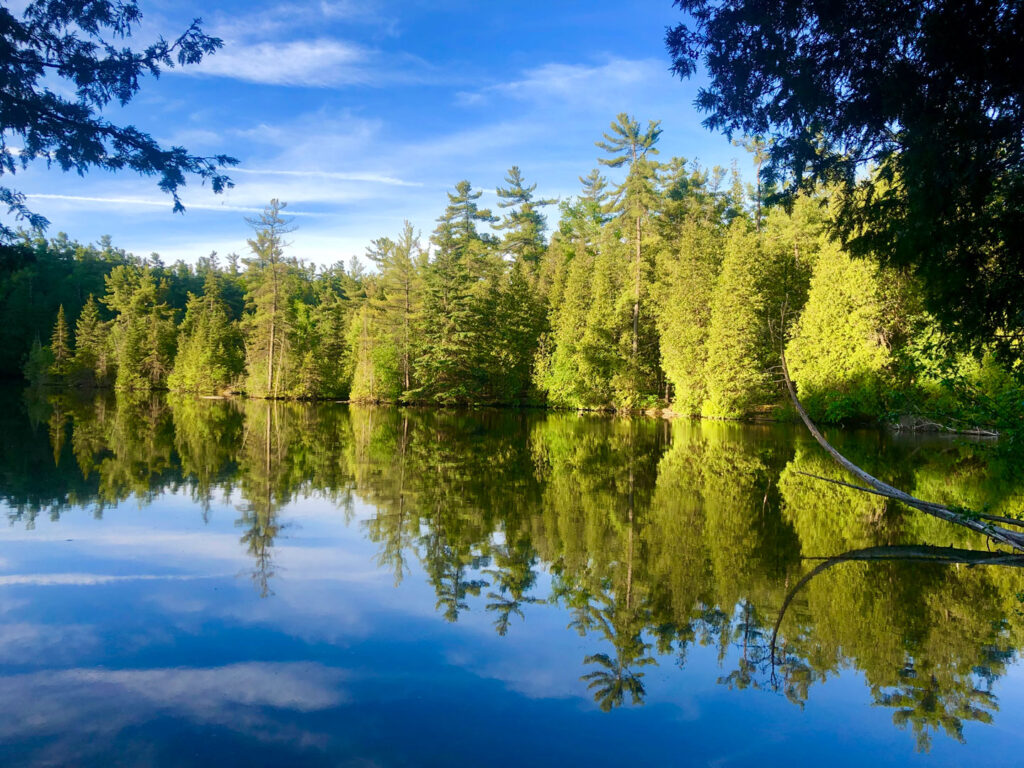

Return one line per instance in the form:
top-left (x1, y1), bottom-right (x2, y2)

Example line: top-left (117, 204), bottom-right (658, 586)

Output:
top-left (1, 391), bottom-right (1023, 766)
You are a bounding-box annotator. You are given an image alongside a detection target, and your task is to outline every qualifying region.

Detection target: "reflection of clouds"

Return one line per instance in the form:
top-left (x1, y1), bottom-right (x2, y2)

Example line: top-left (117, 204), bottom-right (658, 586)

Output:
top-left (0, 663), bottom-right (348, 763)
top-left (0, 573), bottom-right (227, 586)
top-left (0, 622), bottom-right (99, 664)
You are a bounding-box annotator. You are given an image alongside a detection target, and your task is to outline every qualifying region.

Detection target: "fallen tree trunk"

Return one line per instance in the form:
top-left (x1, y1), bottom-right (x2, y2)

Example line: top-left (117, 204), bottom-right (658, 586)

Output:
top-left (781, 354), bottom-right (1024, 552)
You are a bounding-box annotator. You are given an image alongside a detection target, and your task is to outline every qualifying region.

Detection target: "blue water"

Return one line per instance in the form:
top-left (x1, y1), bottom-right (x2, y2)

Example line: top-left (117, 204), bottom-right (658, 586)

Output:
top-left (1, 395), bottom-right (1022, 766)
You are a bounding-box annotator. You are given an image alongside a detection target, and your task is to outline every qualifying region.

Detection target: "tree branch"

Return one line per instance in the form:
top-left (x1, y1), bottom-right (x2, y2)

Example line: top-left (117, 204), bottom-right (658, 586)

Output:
top-left (781, 352), bottom-right (1024, 551)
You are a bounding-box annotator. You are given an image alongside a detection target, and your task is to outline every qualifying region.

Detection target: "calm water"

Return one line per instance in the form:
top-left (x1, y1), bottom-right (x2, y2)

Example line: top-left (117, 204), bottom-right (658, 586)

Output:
top-left (2, 391), bottom-right (1024, 767)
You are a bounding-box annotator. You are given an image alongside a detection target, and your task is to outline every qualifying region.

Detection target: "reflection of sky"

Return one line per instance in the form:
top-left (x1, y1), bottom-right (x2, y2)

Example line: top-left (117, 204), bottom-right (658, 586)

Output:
top-left (0, 491), bottom-right (1020, 767)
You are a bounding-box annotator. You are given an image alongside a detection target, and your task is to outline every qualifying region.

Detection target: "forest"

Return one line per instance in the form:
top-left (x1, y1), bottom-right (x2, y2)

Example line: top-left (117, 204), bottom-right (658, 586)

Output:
top-left (4, 114), bottom-right (1021, 428)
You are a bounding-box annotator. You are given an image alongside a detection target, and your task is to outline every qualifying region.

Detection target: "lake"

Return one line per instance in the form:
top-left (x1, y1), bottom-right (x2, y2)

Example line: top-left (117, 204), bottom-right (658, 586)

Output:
top-left (1, 390), bottom-right (1023, 767)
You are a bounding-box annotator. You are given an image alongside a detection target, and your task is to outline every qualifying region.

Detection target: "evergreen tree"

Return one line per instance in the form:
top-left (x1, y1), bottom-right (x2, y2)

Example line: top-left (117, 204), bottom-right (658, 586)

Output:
top-left (494, 166), bottom-right (554, 265)
top-left (786, 241), bottom-right (892, 422)
top-left (413, 181), bottom-right (497, 403)
top-left (168, 272), bottom-right (244, 394)
top-left (655, 218), bottom-right (722, 413)
top-left (49, 305), bottom-right (71, 378)
top-left (597, 114), bottom-right (664, 405)
top-left (70, 295), bottom-right (109, 387)
top-left (103, 265), bottom-right (175, 391)
top-left (357, 223), bottom-right (425, 399)
top-left (491, 259), bottom-right (544, 403)
top-left (242, 200), bottom-right (298, 398)
top-left (538, 174), bottom-right (618, 408)
top-left (703, 223), bottom-right (771, 417)
top-left (581, 230), bottom-right (624, 407)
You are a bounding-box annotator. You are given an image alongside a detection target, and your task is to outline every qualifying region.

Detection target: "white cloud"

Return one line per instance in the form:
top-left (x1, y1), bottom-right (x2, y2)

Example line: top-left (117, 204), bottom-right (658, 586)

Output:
top-left (182, 39), bottom-right (373, 87)
top-left (208, 1), bottom-right (394, 41)
top-left (0, 662), bottom-right (349, 762)
top-left (25, 193), bottom-right (328, 217)
top-left (0, 572), bottom-right (226, 587)
top-left (462, 57), bottom-right (668, 110)
top-left (232, 167), bottom-right (424, 188)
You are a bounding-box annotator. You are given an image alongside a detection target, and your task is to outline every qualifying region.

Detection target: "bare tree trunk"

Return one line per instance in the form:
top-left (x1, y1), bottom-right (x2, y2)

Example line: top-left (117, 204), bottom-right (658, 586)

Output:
top-left (632, 215), bottom-right (641, 359)
top-left (403, 282), bottom-right (411, 391)
top-left (267, 261), bottom-right (277, 398)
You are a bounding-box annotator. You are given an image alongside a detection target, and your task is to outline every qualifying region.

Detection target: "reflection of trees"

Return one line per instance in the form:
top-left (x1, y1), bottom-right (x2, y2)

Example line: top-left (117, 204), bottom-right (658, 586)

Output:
top-left (235, 401), bottom-right (290, 597)
top-left (5, 390), bottom-right (1024, 748)
top-left (573, 583), bottom-right (657, 711)
top-left (484, 534), bottom-right (541, 636)
top-left (769, 545), bottom-right (1023, 750)
top-left (169, 396), bottom-right (244, 520)
top-left (875, 661), bottom-right (996, 752)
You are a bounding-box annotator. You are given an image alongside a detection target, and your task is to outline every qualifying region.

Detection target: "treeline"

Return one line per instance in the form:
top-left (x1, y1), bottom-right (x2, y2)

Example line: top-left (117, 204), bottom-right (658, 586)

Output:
top-left (9, 114), bottom-right (1022, 425)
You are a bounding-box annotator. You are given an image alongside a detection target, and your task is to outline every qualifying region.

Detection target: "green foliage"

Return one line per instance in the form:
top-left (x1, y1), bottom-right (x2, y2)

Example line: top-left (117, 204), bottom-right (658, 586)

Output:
top-left (48, 305), bottom-right (72, 378)
top-left (495, 166), bottom-right (554, 265)
top-left (23, 338), bottom-right (54, 386)
top-left (702, 223), bottom-right (770, 417)
top-left (412, 180), bottom-right (500, 404)
top-left (667, 0), bottom-right (1024, 367)
top-left (167, 273), bottom-right (244, 394)
top-left (103, 265), bottom-right (176, 391)
top-left (351, 224), bottom-right (425, 401)
top-left (12, 121), bottom-right (1021, 426)
top-left (0, 1), bottom-right (235, 239)
top-left (241, 200), bottom-right (301, 398)
top-left (786, 242), bottom-right (892, 422)
top-left (69, 296), bottom-right (110, 388)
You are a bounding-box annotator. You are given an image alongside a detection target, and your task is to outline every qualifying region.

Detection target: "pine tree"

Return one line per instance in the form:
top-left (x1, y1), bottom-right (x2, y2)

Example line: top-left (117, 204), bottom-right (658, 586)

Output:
top-left (361, 222), bottom-right (425, 398)
top-left (494, 166), bottom-right (554, 265)
top-left (414, 240), bottom-right (479, 403)
top-left (597, 114), bottom-right (663, 405)
top-left (49, 304), bottom-right (71, 378)
top-left (309, 280), bottom-right (355, 399)
top-left (413, 181), bottom-right (497, 403)
top-left (703, 223), bottom-right (771, 417)
top-left (103, 265), bottom-right (175, 390)
top-left (242, 200), bottom-right (298, 398)
top-left (70, 295), bottom-right (109, 387)
top-left (786, 241), bottom-right (892, 422)
top-left (537, 175), bottom-right (617, 408)
top-left (491, 259), bottom-right (544, 402)
top-left (168, 272), bottom-right (243, 393)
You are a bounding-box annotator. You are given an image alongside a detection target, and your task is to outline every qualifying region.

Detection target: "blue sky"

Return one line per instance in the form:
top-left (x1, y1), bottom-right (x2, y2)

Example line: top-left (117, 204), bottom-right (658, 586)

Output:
top-left (17, 0), bottom-right (745, 266)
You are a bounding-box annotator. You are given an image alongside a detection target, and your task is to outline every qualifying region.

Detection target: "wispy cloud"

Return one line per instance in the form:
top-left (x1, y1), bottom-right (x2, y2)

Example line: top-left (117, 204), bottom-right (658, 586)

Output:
top-left (208, 0), bottom-right (396, 42)
top-left (182, 39), bottom-right (377, 88)
top-left (232, 167), bottom-right (424, 187)
top-left (0, 662), bottom-right (350, 763)
top-left (0, 573), bottom-right (226, 587)
top-left (460, 57), bottom-right (668, 109)
top-left (26, 194), bottom-right (328, 217)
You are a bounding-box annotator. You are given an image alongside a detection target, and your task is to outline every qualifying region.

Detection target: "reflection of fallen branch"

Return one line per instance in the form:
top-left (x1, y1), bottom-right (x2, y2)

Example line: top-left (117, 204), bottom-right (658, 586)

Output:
top-left (781, 354), bottom-right (1024, 552)
top-left (794, 471), bottom-right (1024, 529)
top-left (769, 545), bottom-right (1024, 665)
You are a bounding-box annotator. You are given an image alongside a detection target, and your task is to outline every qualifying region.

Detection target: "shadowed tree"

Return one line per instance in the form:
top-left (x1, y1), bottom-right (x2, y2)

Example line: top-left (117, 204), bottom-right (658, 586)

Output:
top-left (667, 0), bottom-right (1024, 366)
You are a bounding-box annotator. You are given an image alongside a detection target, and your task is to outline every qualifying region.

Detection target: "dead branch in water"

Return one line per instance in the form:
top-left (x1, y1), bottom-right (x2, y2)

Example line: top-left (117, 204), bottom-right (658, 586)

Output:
top-left (781, 354), bottom-right (1024, 552)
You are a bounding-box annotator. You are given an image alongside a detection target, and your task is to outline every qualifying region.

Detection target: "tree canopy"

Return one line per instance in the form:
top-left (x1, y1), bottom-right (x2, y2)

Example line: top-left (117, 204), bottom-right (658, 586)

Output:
top-left (0, 0), bottom-right (236, 239)
top-left (666, 0), bottom-right (1024, 367)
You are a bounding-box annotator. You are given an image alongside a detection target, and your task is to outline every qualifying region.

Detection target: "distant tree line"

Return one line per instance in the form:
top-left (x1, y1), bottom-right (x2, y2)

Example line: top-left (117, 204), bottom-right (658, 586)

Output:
top-left (7, 115), bottom-right (1021, 426)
